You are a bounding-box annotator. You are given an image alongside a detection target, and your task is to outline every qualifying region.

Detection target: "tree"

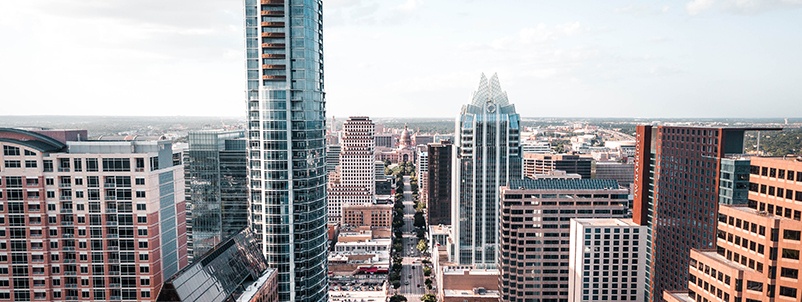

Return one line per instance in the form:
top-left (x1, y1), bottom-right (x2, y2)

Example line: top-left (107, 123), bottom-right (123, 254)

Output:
top-left (414, 212), bottom-right (426, 228)
top-left (392, 281), bottom-right (401, 290)
top-left (423, 266), bottom-right (432, 276)
top-left (417, 239), bottom-right (428, 252)
top-left (421, 293), bottom-right (437, 302)
top-left (390, 295), bottom-right (407, 302)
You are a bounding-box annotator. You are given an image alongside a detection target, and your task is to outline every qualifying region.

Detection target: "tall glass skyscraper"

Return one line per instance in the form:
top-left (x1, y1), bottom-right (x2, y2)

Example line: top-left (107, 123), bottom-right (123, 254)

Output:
top-left (185, 130), bottom-right (248, 261)
top-left (452, 73), bottom-right (522, 267)
top-left (244, 0), bottom-right (328, 301)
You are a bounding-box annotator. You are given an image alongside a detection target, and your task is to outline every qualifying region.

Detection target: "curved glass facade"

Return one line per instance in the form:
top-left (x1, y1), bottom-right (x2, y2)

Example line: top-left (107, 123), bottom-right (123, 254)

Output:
top-left (244, 0), bottom-right (328, 301)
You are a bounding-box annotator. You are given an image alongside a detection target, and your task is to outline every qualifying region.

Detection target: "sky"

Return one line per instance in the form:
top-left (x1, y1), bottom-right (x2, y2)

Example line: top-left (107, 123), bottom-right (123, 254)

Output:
top-left (1, 0), bottom-right (801, 118)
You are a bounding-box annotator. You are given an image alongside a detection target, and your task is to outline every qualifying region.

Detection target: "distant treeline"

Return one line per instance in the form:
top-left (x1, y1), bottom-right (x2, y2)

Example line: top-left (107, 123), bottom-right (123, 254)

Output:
top-left (745, 129), bottom-right (802, 156)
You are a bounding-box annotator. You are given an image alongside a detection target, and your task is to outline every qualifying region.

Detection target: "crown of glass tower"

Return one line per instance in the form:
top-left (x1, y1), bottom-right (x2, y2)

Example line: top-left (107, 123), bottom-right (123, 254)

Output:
top-left (244, 0), bottom-right (328, 301)
top-left (452, 73), bottom-right (522, 268)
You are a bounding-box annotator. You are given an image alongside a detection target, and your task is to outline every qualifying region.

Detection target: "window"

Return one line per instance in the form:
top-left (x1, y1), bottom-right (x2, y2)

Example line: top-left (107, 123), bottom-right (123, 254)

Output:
top-left (782, 248), bottom-right (800, 260)
top-left (781, 267), bottom-right (799, 279)
top-left (780, 286), bottom-right (798, 298)
top-left (3, 146), bottom-right (20, 156)
top-left (135, 191), bottom-right (146, 198)
top-left (4, 160), bottom-right (21, 168)
top-left (102, 158), bottom-right (130, 172)
top-left (25, 160), bottom-right (37, 168)
top-left (86, 158), bottom-right (98, 172)
top-left (135, 178), bottom-right (145, 185)
top-left (784, 230), bottom-right (801, 241)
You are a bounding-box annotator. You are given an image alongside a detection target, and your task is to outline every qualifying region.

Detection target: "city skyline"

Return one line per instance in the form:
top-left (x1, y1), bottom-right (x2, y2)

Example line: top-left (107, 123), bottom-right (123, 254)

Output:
top-left (1, 1), bottom-right (802, 118)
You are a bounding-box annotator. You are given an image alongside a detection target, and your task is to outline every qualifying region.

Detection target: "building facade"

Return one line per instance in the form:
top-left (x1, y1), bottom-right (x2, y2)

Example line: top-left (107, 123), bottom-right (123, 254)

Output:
top-left (0, 128), bottom-right (187, 301)
top-left (417, 150), bottom-right (428, 207)
top-left (243, 0), bottom-right (328, 300)
top-left (498, 179), bottom-right (630, 302)
top-left (452, 73), bottom-right (522, 267)
top-left (327, 117), bottom-right (376, 223)
top-left (341, 203), bottom-right (393, 228)
top-left (184, 130), bottom-right (247, 261)
top-left (632, 125), bottom-right (779, 301)
top-left (663, 156), bottom-right (802, 302)
top-left (523, 154), bottom-right (592, 179)
top-left (427, 140), bottom-right (452, 226)
top-left (568, 219), bottom-right (648, 302)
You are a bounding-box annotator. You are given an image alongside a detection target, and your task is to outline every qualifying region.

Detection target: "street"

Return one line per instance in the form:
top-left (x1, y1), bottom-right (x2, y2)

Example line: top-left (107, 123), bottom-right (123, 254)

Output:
top-left (397, 175), bottom-right (426, 299)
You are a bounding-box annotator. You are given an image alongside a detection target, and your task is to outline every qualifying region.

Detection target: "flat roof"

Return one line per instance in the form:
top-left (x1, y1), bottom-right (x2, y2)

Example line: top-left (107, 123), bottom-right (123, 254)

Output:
top-left (573, 218), bottom-right (640, 227)
top-left (507, 179), bottom-right (622, 191)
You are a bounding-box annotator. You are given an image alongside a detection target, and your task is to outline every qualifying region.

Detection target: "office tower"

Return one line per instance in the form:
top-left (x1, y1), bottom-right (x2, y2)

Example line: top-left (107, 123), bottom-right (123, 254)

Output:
top-left (523, 153), bottom-right (592, 179)
top-left (156, 228), bottom-right (278, 302)
top-left (718, 157), bottom-right (751, 205)
top-left (427, 140), bottom-right (452, 226)
top-left (374, 160), bottom-right (385, 181)
top-left (325, 144), bottom-right (340, 174)
top-left (417, 150), bottom-right (428, 205)
top-left (568, 219), bottom-right (648, 302)
top-left (327, 117), bottom-right (376, 223)
top-left (184, 130), bottom-right (247, 261)
top-left (498, 179), bottom-right (630, 302)
top-left (452, 73), bottom-right (522, 267)
top-left (244, 0), bottom-right (327, 300)
top-left (593, 162), bottom-right (635, 188)
top-left (632, 126), bottom-right (779, 302)
top-left (663, 156), bottom-right (802, 302)
top-left (0, 128), bottom-right (187, 301)
top-left (374, 135), bottom-right (395, 148)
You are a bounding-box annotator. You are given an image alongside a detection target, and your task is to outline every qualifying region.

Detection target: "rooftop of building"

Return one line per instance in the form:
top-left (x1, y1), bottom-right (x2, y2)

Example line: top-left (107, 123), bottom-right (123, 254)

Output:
top-left (573, 218), bottom-right (640, 227)
top-left (443, 268), bottom-right (499, 276)
top-left (506, 178), bottom-right (622, 191)
top-left (444, 288), bottom-right (500, 298)
top-left (156, 228), bottom-right (272, 302)
top-left (430, 224), bottom-right (451, 235)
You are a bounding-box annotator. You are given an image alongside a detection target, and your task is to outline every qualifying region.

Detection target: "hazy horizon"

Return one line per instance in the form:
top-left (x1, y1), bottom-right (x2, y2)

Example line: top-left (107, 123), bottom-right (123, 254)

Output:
top-left (2, 0), bottom-right (802, 118)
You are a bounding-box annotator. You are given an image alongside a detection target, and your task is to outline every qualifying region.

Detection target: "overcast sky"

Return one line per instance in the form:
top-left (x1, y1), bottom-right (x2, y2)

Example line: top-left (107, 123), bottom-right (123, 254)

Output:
top-left (1, 0), bottom-right (801, 118)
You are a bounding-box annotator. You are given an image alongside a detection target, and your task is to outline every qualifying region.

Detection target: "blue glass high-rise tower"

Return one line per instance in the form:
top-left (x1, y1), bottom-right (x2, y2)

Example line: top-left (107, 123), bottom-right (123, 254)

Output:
top-left (452, 73), bottom-right (522, 268)
top-left (244, 0), bottom-right (327, 301)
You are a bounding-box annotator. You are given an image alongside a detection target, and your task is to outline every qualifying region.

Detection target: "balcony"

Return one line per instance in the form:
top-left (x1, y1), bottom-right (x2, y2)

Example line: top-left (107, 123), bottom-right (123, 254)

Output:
top-left (260, 0), bottom-right (284, 5)
top-left (60, 209), bottom-right (73, 214)
top-left (261, 21), bottom-right (285, 27)
top-left (59, 183), bottom-right (72, 188)
top-left (260, 10), bottom-right (284, 16)
top-left (261, 43), bottom-right (285, 49)
top-left (61, 221), bottom-right (74, 226)
top-left (261, 53), bottom-right (285, 59)
top-left (106, 208), bottom-right (117, 214)
top-left (106, 221), bottom-right (118, 226)
top-left (262, 75), bottom-right (287, 80)
top-left (261, 32), bottom-right (285, 38)
top-left (108, 246), bottom-right (119, 251)
top-left (64, 271), bottom-right (77, 276)
top-left (262, 64), bottom-right (286, 70)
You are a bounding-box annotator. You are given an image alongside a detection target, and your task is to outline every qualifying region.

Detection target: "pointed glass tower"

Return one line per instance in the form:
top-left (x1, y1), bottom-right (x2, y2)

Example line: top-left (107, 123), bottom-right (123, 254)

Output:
top-left (452, 73), bottom-right (522, 268)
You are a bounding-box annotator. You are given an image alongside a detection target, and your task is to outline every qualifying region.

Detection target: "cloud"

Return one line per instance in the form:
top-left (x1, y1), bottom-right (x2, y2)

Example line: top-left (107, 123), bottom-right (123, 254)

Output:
top-left (686, 0), bottom-right (802, 15)
top-left (615, 4), bottom-right (673, 15)
top-left (687, 0), bottom-right (717, 15)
